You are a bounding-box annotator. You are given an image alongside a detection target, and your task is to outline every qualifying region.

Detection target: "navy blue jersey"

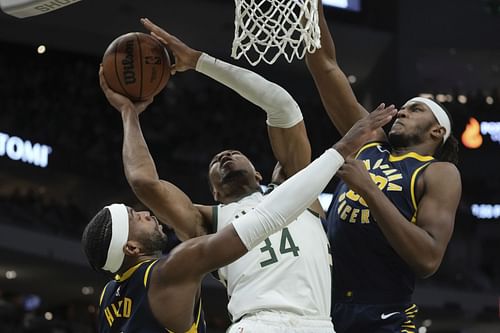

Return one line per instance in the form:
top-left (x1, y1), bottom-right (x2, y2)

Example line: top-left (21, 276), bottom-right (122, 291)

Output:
top-left (98, 259), bottom-right (206, 333)
top-left (327, 142), bottom-right (434, 304)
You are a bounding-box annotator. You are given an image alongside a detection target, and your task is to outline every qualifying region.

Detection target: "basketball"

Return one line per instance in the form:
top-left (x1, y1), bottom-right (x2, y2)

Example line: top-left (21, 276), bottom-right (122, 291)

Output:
top-left (102, 32), bottom-right (170, 101)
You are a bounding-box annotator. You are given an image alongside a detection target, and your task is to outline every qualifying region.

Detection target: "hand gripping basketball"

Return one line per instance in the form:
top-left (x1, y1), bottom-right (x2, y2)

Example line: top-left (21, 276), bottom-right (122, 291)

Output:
top-left (102, 32), bottom-right (171, 102)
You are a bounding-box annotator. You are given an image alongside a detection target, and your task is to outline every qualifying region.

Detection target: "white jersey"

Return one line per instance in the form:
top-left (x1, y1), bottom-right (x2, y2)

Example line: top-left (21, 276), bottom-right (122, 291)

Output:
top-left (214, 191), bottom-right (332, 322)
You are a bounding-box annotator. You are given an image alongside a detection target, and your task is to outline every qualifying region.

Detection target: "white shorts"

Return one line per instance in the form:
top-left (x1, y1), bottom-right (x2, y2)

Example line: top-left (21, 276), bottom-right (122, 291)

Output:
top-left (227, 311), bottom-right (335, 333)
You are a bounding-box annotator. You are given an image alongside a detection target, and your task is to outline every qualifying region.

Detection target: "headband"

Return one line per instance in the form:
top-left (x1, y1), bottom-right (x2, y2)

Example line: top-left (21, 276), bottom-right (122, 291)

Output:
top-left (102, 204), bottom-right (129, 273)
top-left (404, 97), bottom-right (451, 142)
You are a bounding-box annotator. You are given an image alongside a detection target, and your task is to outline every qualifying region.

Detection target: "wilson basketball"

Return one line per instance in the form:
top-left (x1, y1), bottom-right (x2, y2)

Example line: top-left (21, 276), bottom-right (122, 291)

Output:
top-left (102, 32), bottom-right (170, 101)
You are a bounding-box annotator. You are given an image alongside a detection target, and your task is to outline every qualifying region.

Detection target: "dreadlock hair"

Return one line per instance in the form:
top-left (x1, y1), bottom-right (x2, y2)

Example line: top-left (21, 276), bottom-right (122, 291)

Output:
top-left (436, 134), bottom-right (459, 166)
top-left (81, 207), bottom-right (113, 273)
top-left (432, 100), bottom-right (459, 166)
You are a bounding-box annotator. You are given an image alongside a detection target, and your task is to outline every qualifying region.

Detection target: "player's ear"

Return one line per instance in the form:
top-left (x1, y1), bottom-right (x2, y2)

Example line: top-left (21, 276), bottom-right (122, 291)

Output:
top-left (123, 240), bottom-right (142, 257)
top-left (430, 125), bottom-right (446, 142)
top-left (255, 171), bottom-right (263, 183)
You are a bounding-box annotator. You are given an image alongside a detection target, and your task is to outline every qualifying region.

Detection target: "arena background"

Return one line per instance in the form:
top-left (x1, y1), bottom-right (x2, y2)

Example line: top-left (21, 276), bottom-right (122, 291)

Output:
top-left (0, 0), bottom-right (499, 332)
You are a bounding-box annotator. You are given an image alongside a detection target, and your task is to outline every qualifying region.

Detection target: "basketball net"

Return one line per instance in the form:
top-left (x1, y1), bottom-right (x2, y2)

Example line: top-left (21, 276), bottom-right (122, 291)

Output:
top-left (232, 0), bottom-right (321, 66)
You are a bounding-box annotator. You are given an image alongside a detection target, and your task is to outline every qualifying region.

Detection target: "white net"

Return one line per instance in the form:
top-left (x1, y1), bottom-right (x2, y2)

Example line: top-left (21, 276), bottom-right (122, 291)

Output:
top-left (232, 0), bottom-right (321, 66)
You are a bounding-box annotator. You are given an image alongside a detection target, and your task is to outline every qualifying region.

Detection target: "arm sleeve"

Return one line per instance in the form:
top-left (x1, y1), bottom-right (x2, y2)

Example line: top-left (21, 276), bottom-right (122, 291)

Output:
top-left (195, 53), bottom-right (303, 128)
top-left (232, 148), bottom-right (344, 249)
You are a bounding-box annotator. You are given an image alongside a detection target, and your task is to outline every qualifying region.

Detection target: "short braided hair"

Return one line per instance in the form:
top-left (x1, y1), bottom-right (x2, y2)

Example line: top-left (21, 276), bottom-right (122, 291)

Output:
top-left (81, 207), bottom-right (113, 272)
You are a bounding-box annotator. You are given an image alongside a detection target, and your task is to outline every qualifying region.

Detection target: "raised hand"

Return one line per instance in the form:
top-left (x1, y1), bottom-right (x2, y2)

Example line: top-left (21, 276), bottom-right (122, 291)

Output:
top-left (337, 158), bottom-right (375, 197)
top-left (99, 65), bottom-right (153, 115)
top-left (141, 18), bottom-right (202, 75)
top-left (333, 103), bottom-right (397, 158)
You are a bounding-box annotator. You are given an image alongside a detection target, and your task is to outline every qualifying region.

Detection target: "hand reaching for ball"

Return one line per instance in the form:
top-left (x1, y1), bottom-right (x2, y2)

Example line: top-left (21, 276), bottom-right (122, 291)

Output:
top-left (141, 18), bottom-right (202, 75)
top-left (101, 32), bottom-right (170, 102)
top-left (99, 65), bottom-right (153, 115)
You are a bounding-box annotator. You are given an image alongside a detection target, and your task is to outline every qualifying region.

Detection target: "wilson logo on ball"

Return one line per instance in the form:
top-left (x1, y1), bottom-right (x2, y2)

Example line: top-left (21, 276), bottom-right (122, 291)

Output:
top-left (122, 40), bottom-right (136, 85)
top-left (102, 32), bottom-right (171, 101)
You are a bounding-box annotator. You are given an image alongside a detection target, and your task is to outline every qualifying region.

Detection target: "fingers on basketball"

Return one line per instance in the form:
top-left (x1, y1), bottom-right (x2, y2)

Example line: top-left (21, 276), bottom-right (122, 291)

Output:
top-left (102, 32), bottom-right (171, 102)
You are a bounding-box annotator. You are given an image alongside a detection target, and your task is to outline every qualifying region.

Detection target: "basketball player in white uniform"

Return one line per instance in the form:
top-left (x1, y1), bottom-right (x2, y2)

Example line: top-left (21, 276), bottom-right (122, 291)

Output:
top-left (111, 19), bottom-right (393, 333)
top-left (213, 189), bottom-right (332, 332)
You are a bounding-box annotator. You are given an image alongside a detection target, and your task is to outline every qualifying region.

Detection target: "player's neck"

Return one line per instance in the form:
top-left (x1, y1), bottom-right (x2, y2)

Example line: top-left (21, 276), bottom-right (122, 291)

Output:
top-left (219, 185), bottom-right (261, 204)
top-left (117, 255), bottom-right (159, 276)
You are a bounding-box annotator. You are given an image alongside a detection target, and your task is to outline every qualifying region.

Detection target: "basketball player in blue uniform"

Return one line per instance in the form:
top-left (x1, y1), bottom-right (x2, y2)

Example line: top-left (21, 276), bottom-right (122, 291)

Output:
top-left (83, 71), bottom-right (397, 332)
top-left (305, 1), bottom-right (462, 333)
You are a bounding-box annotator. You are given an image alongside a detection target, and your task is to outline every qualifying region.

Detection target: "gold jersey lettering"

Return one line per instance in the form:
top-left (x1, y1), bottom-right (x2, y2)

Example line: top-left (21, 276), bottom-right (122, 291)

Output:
top-left (340, 204), bottom-right (352, 221)
top-left (336, 158), bottom-right (404, 224)
top-left (349, 208), bottom-right (360, 223)
top-left (361, 209), bottom-right (370, 223)
top-left (104, 297), bottom-right (133, 327)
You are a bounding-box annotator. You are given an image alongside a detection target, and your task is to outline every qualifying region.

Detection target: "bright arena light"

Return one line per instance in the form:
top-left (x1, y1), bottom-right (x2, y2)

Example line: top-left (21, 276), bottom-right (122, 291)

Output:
top-left (37, 45), bottom-right (46, 54)
top-left (458, 95), bottom-right (468, 104)
top-left (419, 93), bottom-right (434, 99)
top-left (82, 286), bottom-right (94, 295)
top-left (44, 312), bottom-right (53, 320)
top-left (486, 96), bottom-right (494, 105)
top-left (348, 75), bottom-right (357, 84)
top-left (5, 270), bottom-right (17, 279)
top-left (436, 94), bottom-right (446, 102)
top-left (418, 327), bottom-right (427, 333)
top-left (323, 0), bottom-right (348, 8)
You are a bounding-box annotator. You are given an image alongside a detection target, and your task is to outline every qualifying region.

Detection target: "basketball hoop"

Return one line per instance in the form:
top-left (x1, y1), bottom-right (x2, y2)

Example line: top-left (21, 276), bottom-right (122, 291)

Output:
top-left (232, 0), bottom-right (321, 66)
top-left (0, 0), bottom-right (81, 18)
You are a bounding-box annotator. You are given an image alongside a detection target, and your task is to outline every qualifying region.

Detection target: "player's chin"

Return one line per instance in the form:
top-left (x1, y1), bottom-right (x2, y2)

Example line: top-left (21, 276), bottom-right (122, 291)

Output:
top-left (387, 132), bottom-right (408, 148)
top-left (221, 169), bottom-right (245, 182)
top-left (388, 127), bottom-right (403, 137)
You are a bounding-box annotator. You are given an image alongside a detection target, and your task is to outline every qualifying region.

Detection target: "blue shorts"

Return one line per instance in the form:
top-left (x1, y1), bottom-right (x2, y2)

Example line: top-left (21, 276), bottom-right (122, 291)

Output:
top-left (332, 302), bottom-right (418, 333)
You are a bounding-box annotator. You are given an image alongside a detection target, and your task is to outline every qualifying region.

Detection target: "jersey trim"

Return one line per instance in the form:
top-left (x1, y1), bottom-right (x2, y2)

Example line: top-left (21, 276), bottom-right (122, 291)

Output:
top-left (116, 260), bottom-right (153, 282)
top-left (211, 205), bottom-right (218, 234)
top-left (143, 259), bottom-right (159, 287)
top-left (194, 299), bottom-right (203, 328)
top-left (409, 162), bottom-right (432, 217)
top-left (98, 281), bottom-right (112, 306)
top-left (354, 142), bottom-right (384, 159)
top-left (389, 152), bottom-right (434, 162)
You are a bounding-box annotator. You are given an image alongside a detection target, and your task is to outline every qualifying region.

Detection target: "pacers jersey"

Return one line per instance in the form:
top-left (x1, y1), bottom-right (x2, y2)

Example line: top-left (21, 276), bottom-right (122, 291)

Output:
top-left (327, 142), bottom-right (434, 304)
top-left (98, 259), bottom-right (206, 333)
top-left (213, 190), bottom-right (332, 322)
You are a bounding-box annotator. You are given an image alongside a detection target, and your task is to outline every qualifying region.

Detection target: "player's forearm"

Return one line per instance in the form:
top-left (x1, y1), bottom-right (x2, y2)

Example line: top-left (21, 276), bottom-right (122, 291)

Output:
top-left (305, 0), bottom-right (337, 70)
top-left (305, 4), bottom-right (368, 137)
top-left (196, 53), bottom-right (302, 128)
top-left (360, 186), bottom-right (442, 277)
top-left (233, 148), bottom-right (344, 250)
top-left (121, 111), bottom-right (160, 188)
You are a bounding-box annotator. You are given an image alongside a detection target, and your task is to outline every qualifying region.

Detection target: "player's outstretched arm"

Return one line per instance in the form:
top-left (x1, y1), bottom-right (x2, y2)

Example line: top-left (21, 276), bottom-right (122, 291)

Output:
top-left (141, 18), bottom-right (310, 180)
top-left (306, 0), bottom-right (386, 142)
top-left (99, 67), bottom-right (208, 241)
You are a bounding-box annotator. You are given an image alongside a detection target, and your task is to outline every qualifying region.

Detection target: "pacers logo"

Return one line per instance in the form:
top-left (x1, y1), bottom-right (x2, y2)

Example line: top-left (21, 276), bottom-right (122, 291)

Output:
top-left (337, 158), bottom-right (403, 224)
top-left (461, 117), bottom-right (483, 149)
